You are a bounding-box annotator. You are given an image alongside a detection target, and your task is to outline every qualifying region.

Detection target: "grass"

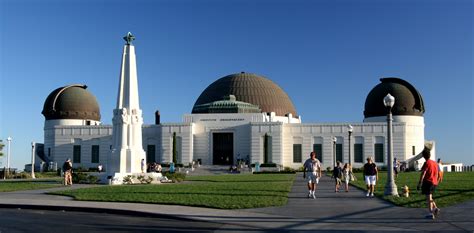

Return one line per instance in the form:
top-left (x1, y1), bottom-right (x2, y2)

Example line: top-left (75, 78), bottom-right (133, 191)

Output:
top-left (351, 171), bottom-right (474, 208)
top-left (0, 179), bottom-right (63, 192)
top-left (51, 174), bottom-right (296, 209)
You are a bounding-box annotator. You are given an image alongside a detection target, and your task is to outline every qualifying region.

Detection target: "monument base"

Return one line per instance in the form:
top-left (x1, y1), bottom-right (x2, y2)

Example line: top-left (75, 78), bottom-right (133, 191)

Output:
top-left (102, 172), bottom-right (164, 185)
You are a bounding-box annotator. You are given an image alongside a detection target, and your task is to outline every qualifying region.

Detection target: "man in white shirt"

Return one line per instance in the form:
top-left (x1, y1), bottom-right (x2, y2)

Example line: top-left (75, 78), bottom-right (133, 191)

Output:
top-left (303, 152), bottom-right (322, 199)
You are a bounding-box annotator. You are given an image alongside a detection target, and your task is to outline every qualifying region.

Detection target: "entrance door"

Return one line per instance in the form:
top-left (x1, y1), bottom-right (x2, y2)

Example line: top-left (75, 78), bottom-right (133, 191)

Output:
top-left (213, 133), bottom-right (233, 165)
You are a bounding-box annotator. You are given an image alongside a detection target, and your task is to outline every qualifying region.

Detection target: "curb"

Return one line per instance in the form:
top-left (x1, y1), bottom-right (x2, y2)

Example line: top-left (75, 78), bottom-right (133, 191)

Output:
top-left (0, 203), bottom-right (202, 222)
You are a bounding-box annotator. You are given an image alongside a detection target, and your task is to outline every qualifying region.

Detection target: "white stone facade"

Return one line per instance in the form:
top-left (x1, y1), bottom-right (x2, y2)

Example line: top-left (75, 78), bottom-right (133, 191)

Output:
top-left (43, 111), bottom-right (434, 170)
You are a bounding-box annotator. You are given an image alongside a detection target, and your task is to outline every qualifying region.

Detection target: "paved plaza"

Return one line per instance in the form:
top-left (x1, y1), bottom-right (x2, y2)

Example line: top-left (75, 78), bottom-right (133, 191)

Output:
top-left (0, 174), bottom-right (472, 232)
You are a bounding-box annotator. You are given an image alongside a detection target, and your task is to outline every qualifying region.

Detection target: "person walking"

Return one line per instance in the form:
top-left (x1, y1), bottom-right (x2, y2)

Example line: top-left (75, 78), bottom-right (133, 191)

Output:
top-left (363, 157), bottom-right (378, 197)
top-left (437, 158), bottom-right (444, 183)
top-left (303, 152), bottom-right (322, 199)
top-left (62, 158), bottom-right (73, 186)
top-left (343, 163), bottom-right (353, 192)
top-left (417, 148), bottom-right (441, 219)
top-left (394, 158), bottom-right (401, 178)
top-left (141, 158), bottom-right (146, 173)
top-left (332, 161), bottom-right (343, 192)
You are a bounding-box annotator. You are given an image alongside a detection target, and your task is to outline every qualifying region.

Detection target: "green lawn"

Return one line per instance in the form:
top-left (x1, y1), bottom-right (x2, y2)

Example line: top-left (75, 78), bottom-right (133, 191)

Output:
top-left (0, 179), bottom-right (63, 192)
top-left (52, 174), bottom-right (296, 209)
top-left (351, 172), bottom-right (474, 208)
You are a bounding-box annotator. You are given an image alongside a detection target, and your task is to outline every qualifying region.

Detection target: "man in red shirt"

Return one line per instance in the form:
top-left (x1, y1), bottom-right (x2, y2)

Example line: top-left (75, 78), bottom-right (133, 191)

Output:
top-left (417, 148), bottom-right (441, 219)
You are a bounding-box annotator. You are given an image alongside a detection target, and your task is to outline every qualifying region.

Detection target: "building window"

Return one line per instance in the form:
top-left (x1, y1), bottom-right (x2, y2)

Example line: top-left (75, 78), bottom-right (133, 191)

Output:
top-left (354, 144), bottom-right (363, 163)
top-left (147, 145), bottom-right (156, 163)
top-left (91, 145), bottom-right (99, 163)
top-left (264, 134), bottom-right (272, 164)
top-left (313, 144), bottom-right (322, 163)
top-left (293, 144), bottom-right (302, 163)
top-left (48, 148), bottom-right (51, 157)
top-left (336, 144), bottom-right (343, 163)
top-left (412, 146), bottom-right (416, 155)
top-left (73, 145), bottom-right (81, 163)
top-left (374, 143), bottom-right (384, 163)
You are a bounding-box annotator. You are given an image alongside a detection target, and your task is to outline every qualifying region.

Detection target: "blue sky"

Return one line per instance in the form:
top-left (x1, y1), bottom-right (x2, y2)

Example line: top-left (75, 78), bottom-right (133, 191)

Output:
top-left (1, 0), bottom-right (472, 169)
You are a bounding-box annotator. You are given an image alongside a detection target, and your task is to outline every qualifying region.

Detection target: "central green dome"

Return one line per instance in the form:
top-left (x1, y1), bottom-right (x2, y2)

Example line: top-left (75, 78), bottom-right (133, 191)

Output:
top-left (192, 72), bottom-right (297, 117)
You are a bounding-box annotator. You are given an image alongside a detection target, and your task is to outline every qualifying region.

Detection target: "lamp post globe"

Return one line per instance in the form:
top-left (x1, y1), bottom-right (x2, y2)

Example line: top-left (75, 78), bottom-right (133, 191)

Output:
top-left (6, 137), bottom-right (12, 178)
top-left (31, 141), bottom-right (36, 179)
top-left (6, 137), bottom-right (12, 170)
top-left (332, 136), bottom-right (337, 167)
top-left (348, 125), bottom-right (353, 166)
top-left (383, 93), bottom-right (398, 196)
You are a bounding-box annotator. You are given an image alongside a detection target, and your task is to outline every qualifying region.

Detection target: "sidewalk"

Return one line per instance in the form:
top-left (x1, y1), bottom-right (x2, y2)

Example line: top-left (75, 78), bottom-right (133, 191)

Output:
top-left (0, 175), bottom-right (472, 232)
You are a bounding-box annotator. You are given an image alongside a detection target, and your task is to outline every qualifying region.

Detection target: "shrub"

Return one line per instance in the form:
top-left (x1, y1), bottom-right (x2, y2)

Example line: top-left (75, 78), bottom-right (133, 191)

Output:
top-left (73, 166), bottom-right (88, 172)
top-left (260, 163), bottom-right (277, 167)
top-left (123, 175), bottom-right (135, 185)
top-left (163, 172), bottom-right (186, 183)
top-left (12, 172), bottom-right (31, 179)
top-left (72, 172), bottom-right (89, 184)
top-left (137, 175), bottom-right (154, 184)
top-left (87, 175), bottom-right (100, 184)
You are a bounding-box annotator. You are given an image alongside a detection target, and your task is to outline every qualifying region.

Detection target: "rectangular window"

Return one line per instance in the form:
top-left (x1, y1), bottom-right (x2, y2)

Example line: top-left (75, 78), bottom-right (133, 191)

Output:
top-left (73, 145), bottom-right (81, 163)
top-left (147, 145), bottom-right (156, 163)
top-left (313, 144), bottom-right (322, 163)
top-left (374, 143), bottom-right (384, 163)
top-left (48, 148), bottom-right (51, 157)
top-left (91, 145), bottom-right (99, 163)
top-left (293, 144), bottom-right (302, 163)
top-left (264, 135), bottom-right (272, 164)
top-left (412, 146), bottom-right (416, 155)
top-left (336, 144), bottom-right (343, 163)
top-left (354, 144), bottom-right (363, 163)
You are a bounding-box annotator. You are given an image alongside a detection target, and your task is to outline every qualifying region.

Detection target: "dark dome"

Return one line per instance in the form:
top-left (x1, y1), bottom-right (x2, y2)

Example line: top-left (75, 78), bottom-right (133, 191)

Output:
top-left (42, 84), bottom-right (101, 121)
top-left (192, 72), bottom-right (297, 117)
top-left (364, 78), bottom-right (425, 118)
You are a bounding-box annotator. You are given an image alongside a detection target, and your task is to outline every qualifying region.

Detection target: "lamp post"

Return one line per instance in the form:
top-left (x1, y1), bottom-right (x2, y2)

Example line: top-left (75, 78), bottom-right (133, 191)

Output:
top-left (348, 125), bottom-right (353, 166)
top-left (383, 93), bottom-right (398, 196)
top-left (6, 137), bottom-right (12, 177)
top-left (332, 136), bottom-right (337, 167)
top-left (31, 142), bottom-right (36, 179)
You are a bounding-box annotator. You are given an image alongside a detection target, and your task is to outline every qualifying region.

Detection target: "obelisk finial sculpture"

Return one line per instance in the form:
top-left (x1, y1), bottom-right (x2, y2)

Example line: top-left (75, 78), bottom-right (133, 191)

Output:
top-left (107, 32), bottom-right (146, 183)
top-left (123, 32), bottom-right (135, 45)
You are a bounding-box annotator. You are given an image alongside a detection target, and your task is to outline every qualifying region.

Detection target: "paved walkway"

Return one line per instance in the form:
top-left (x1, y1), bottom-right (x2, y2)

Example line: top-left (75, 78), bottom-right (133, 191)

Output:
top-left (0, 175), bottom-right (472, 232)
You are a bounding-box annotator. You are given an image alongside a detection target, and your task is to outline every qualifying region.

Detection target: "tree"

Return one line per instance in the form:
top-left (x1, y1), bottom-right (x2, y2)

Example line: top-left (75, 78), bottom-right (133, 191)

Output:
top-left (0, 140), bottom-right (4, 157)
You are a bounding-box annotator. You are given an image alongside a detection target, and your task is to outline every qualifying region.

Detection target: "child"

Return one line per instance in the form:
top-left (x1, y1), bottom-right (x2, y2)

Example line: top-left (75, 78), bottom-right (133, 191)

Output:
top-left (332, 161), bottom-right (342, 192)
top-left (343, 163), bottom-right (353, 192)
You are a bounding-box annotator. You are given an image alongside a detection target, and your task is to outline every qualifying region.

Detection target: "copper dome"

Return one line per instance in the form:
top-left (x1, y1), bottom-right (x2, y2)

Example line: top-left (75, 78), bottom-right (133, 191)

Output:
top-left (192, 72), bottom-right (297, 117)
top-left (42, 84), bottom-right (101, 121)
top-left (364, 78), bottom-right (425, 118)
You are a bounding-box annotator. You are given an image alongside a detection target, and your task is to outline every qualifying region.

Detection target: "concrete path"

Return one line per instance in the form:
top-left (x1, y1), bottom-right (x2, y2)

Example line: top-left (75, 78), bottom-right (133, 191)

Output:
top-left (0, 175), bottom-right (472, 232)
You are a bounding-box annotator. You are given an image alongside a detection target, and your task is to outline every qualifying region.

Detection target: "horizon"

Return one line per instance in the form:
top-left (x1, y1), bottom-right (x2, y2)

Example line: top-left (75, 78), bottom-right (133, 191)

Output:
top-left (1, 0), bottom-right (472, 170)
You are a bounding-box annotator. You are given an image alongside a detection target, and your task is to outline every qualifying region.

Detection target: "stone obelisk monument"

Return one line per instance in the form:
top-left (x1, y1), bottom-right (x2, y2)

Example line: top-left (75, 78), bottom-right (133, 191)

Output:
top-left (107, 32), bottom-right (146, 183)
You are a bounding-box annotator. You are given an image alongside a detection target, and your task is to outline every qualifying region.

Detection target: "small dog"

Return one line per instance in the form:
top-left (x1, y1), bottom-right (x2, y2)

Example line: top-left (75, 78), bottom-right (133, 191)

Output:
top-left (402, 185), bottom-right (410, 197)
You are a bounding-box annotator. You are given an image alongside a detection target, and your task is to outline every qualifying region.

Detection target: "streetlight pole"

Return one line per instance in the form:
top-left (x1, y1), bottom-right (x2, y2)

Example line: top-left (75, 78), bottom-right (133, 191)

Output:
top-left (6, 137), bottom-right (12, 177)
top-left (31, 142), bottom-right (36, 179)
top-left (348, 125), bottom-right (353, 166)
top-left (383, 93), bottom-right (398, 196)
top-left (332, 137), bottom-right (337, 167)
